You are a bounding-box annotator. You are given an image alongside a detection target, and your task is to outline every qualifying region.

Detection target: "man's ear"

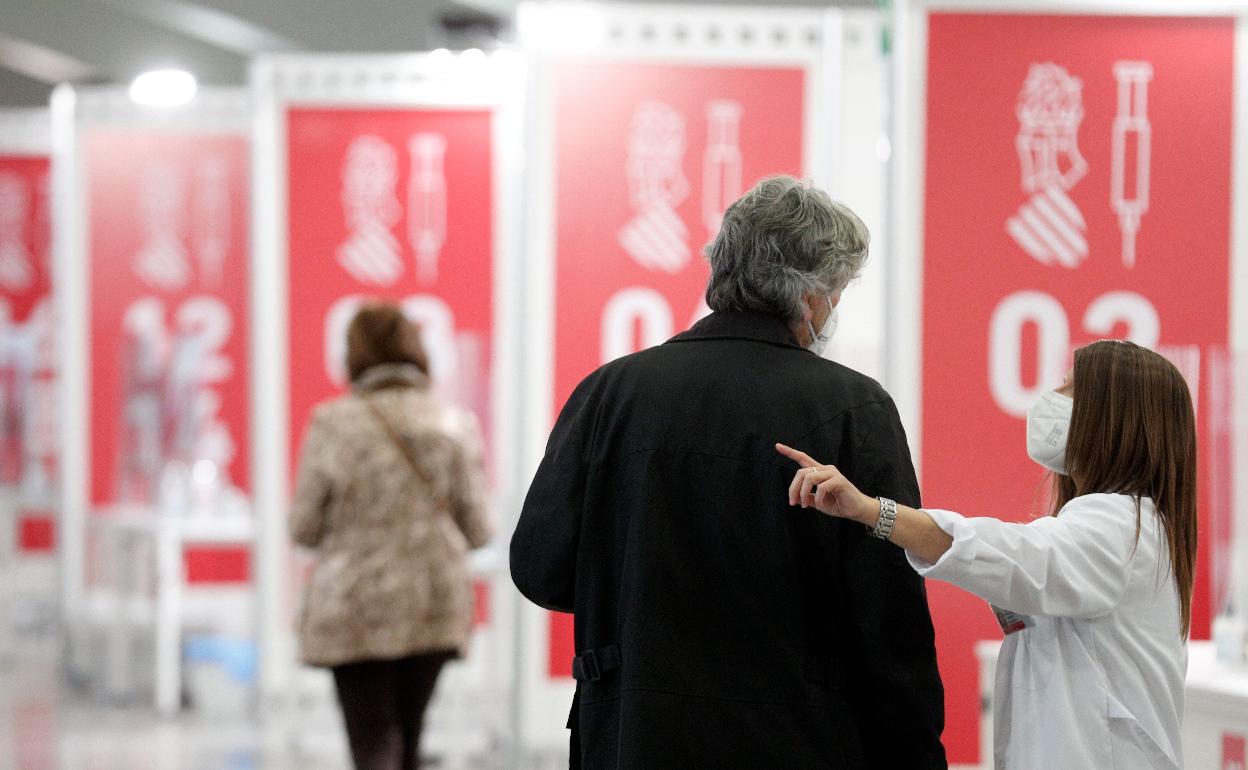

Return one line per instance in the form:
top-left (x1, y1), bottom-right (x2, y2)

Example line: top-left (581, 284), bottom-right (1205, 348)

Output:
top-left (830, 290), bottom-right (843, 309)
top-left (799, 294), bottom-right (816, 323)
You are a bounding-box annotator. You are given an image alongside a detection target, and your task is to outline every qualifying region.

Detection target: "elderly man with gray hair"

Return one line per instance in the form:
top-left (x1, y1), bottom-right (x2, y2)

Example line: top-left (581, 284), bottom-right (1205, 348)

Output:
top-left (512, 176), bottom-right (947, 769)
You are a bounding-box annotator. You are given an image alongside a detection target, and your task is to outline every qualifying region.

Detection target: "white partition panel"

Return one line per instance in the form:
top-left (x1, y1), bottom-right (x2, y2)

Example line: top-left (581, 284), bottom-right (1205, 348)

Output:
top-left (249, 54), bottom-right (525, 763)
top-left (889, 3), bottom-right (1248, 766)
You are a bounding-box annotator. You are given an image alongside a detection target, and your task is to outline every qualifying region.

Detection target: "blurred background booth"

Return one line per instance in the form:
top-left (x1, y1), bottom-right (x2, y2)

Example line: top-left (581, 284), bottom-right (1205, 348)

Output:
top-left (0, 106), bottom-right (55, 667)
top-left (51, 84), bottom-right (254, 715)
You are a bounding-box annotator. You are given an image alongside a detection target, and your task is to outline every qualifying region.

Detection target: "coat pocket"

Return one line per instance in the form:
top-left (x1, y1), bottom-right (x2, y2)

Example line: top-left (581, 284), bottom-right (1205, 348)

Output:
top-left (1106, 694), bottom-right (1180, 770)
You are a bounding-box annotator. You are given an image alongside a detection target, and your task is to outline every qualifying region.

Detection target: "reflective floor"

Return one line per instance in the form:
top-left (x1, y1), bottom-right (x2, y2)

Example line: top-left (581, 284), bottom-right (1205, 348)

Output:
top-left (0, 628), bottom-right (573, 770)
top-left (0, 548), bottom-right (569, 770)
top-left (0, 590), bottom-right (996, 770)
top-left (0, 645), bottom-right (350, 770)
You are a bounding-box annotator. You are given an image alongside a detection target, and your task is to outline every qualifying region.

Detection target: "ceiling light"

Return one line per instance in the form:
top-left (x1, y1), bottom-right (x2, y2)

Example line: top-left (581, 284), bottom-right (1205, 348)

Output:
top-left (519, 3), bottom-right (608, 53)
top-left (129, 69), bottom-right (197, 107)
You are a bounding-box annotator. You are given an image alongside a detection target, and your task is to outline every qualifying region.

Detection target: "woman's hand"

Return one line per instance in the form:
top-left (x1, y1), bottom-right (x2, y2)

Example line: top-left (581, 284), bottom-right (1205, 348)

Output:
top-left (775, 443), bottom-right (879, 527)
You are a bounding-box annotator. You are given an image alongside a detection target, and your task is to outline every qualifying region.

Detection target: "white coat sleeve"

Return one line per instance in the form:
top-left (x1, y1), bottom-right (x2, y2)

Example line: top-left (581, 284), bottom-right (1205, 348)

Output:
top-left (906, 493), bottom-right (1139, 618)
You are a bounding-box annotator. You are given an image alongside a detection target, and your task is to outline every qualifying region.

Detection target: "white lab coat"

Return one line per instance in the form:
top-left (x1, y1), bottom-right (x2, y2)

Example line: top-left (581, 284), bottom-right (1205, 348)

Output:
top-left (908, 493), bottom-right (1186, 770)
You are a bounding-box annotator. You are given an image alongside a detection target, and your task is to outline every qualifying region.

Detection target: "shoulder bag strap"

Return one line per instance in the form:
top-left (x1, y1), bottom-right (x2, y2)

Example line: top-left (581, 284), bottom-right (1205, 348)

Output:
top-left (364, 397), bottom-right (451, 510)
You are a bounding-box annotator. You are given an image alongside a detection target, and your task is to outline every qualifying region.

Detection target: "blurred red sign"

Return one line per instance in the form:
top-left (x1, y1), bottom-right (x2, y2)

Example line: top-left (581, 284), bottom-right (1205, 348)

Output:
top-left (1225, 733), bottom-right (1246, 770)
top-left (0, 155), bottom-right (51, 494)
top-left (284, 108), bottom-right (495, 481)
top-left (85, 130), bottom-right (251, 507)
top-left (0, 156), bottom-right (50, 322)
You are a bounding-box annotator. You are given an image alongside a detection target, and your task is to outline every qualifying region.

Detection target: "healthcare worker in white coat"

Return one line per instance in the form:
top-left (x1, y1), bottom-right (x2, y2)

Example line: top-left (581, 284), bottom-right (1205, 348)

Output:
top-left (777, 339), bottom-right (1196, 770)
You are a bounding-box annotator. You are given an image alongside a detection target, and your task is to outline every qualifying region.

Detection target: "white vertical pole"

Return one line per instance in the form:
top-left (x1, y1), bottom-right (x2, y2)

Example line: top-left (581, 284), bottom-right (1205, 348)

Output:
top-left (50, 84), bottom-right (88, 659)
top-left (1230, 13), bottom-right (1248, 650)
top-left (103, 527), bottom-right (128, 699)
top-left (886, 0), bottom-right (926, 469)
top-left (154, 521), bottom-right (182, 715)
top-left (250, 61), bottom-right (293, 709)
top-left (515, 17), bottom-right (563, 750)
top-left (512, 15), bottom-right (552, 755)
top-left (0, 492), bottom-right (16, 661)
top-left (882, 0), bottom-right (901, 397)
top-left (492, 55), bottom-right (530, 770)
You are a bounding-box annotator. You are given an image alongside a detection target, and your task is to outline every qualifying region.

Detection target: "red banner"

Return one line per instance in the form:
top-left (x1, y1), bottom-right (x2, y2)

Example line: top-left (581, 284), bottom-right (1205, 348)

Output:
top-left (1225, 732), bottom-right (1246, 770)
top-left (85, 130), bottom-right (251, 516)
top-left (285, 108), bottom-right (495, 479)
top-left (0, 155), bottom-right (55, 547)
top-left (548, 61), bottom-right (806, 676)
top-left (922, 14), bottom-right (1234, 762)
top-left (0, 156), bottom-right (50, 323)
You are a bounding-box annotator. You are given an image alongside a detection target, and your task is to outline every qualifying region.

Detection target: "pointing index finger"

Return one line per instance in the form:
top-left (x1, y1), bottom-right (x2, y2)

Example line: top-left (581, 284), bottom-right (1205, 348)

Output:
top-left (775, 443), bottom-right (818, 468)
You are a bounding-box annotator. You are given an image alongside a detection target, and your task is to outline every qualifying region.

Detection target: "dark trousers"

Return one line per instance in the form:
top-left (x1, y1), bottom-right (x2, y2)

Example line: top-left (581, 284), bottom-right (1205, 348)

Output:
top-left (331, 651), bottom-right (454, 770)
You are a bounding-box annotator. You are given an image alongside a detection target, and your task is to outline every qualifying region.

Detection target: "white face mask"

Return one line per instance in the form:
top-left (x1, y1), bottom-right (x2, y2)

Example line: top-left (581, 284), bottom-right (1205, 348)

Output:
top-left (806, 298), bottom-right (837, 357)
top-left (1026, 390), bottom-right (1073, 474)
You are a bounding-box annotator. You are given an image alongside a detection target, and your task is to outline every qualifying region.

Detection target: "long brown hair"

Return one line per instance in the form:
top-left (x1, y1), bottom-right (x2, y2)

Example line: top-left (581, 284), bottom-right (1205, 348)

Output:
top-left (1052, 340), bottom-right (1198, 636)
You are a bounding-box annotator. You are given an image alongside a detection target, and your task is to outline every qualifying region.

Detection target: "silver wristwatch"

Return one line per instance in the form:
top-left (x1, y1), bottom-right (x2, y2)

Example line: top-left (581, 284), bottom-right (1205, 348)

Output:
top-left (871, 497), bottom-right (898, 540)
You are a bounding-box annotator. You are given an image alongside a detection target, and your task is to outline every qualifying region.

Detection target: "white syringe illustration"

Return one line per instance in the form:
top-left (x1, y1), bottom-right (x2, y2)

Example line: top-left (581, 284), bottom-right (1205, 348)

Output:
top-left (408, 133), bottom-right (448, 285)
top-left (1111, 61), bottom-right (1153, 269)
top-left (702, 100), bottom-right (743, 238)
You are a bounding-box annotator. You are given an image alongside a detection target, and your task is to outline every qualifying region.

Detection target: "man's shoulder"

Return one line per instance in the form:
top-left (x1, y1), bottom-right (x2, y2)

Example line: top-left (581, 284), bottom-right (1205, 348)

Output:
top-left (575, 341), bottom-right (691, 385)
top-left (775, 352), bottom-right (897, 419)
top-left (808, 355), bottom-right (888, 396)
top-left (570, 338), bottom-right (895, 410)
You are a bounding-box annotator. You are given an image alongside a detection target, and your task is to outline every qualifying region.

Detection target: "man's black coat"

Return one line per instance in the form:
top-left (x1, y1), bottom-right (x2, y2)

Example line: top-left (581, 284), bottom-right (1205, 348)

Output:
top-left (512, 311), bottom-right (947, 769)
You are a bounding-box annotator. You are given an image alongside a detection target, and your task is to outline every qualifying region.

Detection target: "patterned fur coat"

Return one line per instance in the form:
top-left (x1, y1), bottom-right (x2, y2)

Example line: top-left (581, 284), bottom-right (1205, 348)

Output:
top-left (290, 364), bottom-right (493, 667)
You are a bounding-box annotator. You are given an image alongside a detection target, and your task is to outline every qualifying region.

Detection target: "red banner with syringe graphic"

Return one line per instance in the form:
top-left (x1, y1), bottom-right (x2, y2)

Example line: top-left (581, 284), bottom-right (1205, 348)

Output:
top-left (86, 130), bottom-right (252, 580)
top-left (285, 108), bottom-right (496, 486)
top-left (922, 13), bottom-right (1235, 764)
top-left (547, 60), bottom-right (807, 678)
top-left (0, 155), bottom-right (55, 550)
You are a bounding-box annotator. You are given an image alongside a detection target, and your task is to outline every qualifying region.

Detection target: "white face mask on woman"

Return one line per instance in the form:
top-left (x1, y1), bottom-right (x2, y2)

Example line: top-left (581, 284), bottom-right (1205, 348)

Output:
top-left (806, 298), bottom-right (837, 357)
top-left (1025, 390), bottom-right (1073, 474)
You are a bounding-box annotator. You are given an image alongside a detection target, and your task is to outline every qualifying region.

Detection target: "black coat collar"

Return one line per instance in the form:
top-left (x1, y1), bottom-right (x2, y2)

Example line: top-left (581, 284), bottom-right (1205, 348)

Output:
top-left (668, 311), bottom-right (806, 351)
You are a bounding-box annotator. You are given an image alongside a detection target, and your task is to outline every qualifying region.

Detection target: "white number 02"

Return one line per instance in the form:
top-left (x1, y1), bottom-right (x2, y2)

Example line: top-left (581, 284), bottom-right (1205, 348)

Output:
top-left (988, 289), bottom-right (1159, 417)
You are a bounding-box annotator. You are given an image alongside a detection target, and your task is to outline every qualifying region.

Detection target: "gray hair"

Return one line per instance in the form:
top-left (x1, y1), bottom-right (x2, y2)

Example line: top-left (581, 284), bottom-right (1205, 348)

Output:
top-left (704, 176), bottom-right (869, 324)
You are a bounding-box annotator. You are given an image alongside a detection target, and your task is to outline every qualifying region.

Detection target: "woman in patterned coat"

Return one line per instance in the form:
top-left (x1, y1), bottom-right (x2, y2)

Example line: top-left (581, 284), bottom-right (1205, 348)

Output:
top-left (290, 302), bottom-right (493, 770)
